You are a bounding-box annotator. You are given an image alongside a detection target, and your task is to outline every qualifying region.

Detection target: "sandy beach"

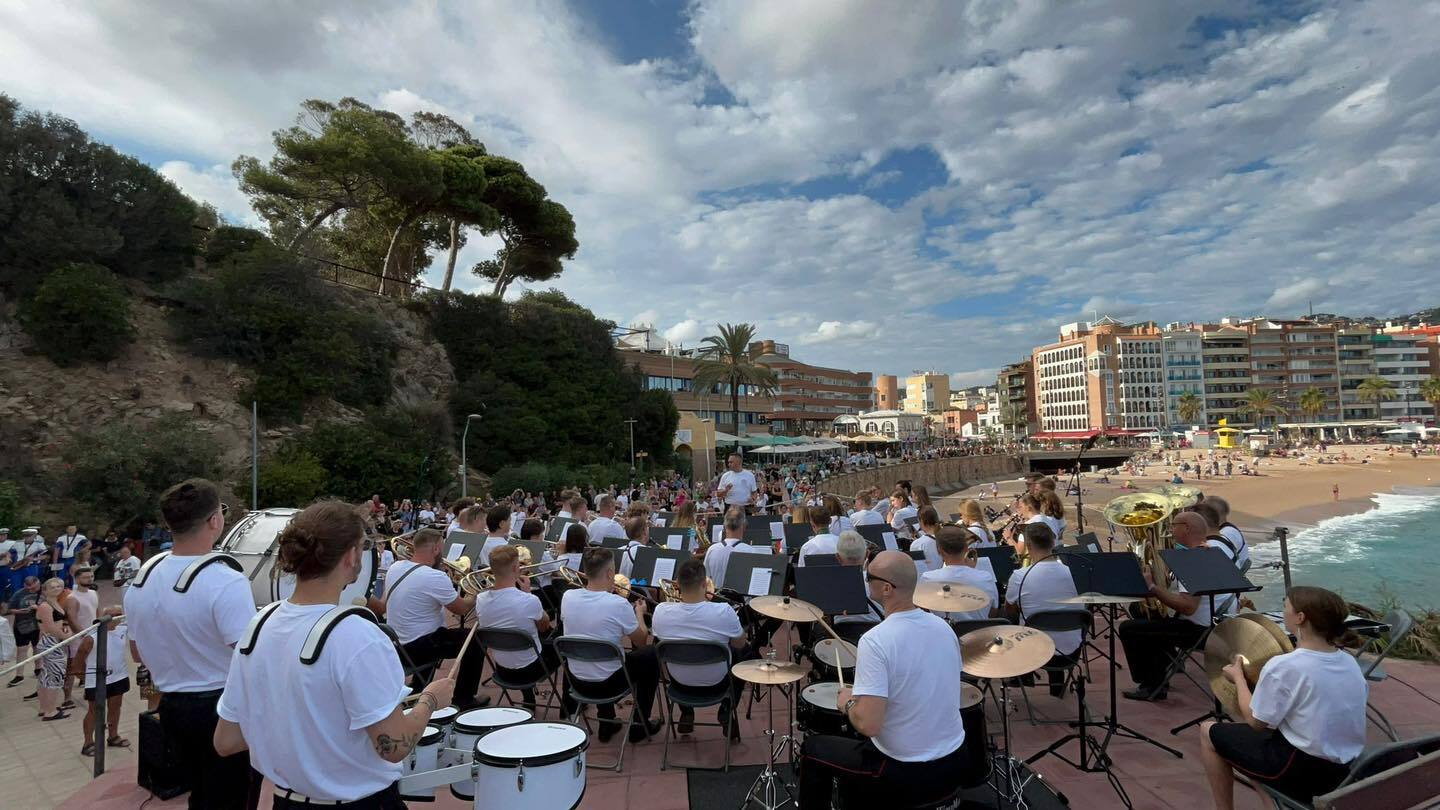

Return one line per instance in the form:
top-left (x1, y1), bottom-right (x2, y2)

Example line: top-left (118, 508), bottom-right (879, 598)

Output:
top-left (939, 447), bottom-right (1440, 542)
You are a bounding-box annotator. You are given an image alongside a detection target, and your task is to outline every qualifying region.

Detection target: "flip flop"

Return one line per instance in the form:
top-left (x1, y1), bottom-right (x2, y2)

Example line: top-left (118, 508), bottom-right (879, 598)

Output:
top-left (81, 743), bottom-right (96, 757)
top-left (106, 736), bottom-right (130, 748)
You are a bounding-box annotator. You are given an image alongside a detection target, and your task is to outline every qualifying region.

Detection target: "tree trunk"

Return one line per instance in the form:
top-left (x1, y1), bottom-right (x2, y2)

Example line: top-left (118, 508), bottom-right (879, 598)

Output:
top-left (489, 250), bottom-right (515, 298)
top-left (731, 384), bottom-right (741, 454)
top-left (379, 210), bottom-right (421, 297)
top-left (441, 219), bottom-right (460, 292)
top-left (287, 202), bottom-right (344, 252)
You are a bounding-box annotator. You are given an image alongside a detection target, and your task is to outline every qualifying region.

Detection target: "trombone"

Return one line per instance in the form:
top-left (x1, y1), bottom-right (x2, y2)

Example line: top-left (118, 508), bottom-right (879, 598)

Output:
top-left (389, 529), bottom-right (471, 585)
top-left (552, 566), bottom-right (658, 604)
top-left (458, 561), bottom-right (557, 596)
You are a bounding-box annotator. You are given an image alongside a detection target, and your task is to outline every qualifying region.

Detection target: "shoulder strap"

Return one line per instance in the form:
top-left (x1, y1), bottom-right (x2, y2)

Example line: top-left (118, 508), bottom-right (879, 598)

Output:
top-left (300, 606), bottom-right (378, 665)
top-left (130, 552), bottom-right (172, 589)
top-left (238, 601), bottom-right (285, 655)
top-left (384, 561), bottom-right (426, 600)
top-left (1207, 534), bottom-right (1238, 558)
top-left (174, 553), bottom-right (243, 593)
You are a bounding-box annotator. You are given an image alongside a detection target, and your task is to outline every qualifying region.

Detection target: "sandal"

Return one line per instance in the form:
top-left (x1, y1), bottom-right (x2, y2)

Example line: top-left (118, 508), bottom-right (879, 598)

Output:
top-left (42, 711), bottom-right (69, 722)
top-left (81, 743), bottom-right (96, 757)
top-left (59, 700), bottom-right (76, 710)
top-left (107, 736), bottom-right (130, 748)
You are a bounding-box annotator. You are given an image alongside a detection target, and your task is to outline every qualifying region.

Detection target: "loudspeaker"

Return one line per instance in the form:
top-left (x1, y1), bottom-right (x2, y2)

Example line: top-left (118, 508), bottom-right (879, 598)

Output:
top-left (137, 710), bottom-right (189, 800)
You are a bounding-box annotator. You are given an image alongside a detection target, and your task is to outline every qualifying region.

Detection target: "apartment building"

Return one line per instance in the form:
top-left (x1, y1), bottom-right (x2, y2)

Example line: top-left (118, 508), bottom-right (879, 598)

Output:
top-left (619, 344), bottom-right (776, 431)
top-left (1338, 327), bottom-right (1378, 421)
top-left (750, 340), bottom-right (874, 435)
top-left (996, 360), bottom-right (1038, 435)
top-left (1201, 326), bottom-right (1253, 426)
top-left (1247, 320), bottom-right (1342, 424)
top-left (1162, 327), bottom-right (1206, 427)
top-left (874, 375), bottom-right (900, 410)
top-left (903, 372), bottom-right (950, 414)
top-left (1373, 333), bottom-right (1436, 423)
top-left (1032, 318), bottom-right (1165, 435)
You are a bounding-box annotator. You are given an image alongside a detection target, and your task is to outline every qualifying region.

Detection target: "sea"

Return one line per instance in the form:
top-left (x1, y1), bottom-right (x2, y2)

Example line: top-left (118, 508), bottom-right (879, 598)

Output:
top-left (1247, 485), bottom-right (1440, 613)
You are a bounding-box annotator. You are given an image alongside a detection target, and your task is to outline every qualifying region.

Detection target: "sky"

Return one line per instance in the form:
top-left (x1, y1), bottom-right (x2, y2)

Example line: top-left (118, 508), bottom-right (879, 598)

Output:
top-left (3, 0), bottom-right (1438, 389)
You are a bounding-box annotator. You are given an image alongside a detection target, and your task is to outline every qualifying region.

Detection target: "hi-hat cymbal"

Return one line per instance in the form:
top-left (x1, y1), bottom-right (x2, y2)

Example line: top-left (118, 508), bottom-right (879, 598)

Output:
top-left (913, 581), bottom-right (990, 613)
top-left (1058, 593), bottom-right (1141, 606)
top-left (813, 638), bottom-right (857, 668)
top-left (733, 659), bottom-right (807, 685)
top-left (1205, 613), bottom-right (1294, 718)
top-left (960, 626), bottom-right (1056, 680)
top-left (750, 594), bottom-right (822, 622)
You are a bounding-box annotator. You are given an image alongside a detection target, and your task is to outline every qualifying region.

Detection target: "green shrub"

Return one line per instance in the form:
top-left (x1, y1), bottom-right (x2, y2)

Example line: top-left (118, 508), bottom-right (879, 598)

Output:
top-left (0, 480), bottom-right (24, 533)
top-left (280, 405), bottom-right (456, 503)
top-left (63, 412), bottom-right (223, 523)
top-left (18, 263), bottom-right (134, 366)
top-left (489, 462), bottom-right (635, 497)
top-left (256, 447), bottom-right (328, 508)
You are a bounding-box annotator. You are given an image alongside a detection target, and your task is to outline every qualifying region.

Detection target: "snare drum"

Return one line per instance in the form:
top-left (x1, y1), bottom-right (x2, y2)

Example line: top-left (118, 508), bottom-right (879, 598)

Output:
top-left (797, 682), bottom-right (856, 739)
top-left (959, 683), bottom-right (991, 787)
top-left (808, 638), bottom-right (856, 685)
top-left (472, 721), bottom-right (589, 809)
top-left (448, 706), bottom-right (532, 799)
top-left (218, 509), bottom-right (376, 608)
top-left (399, 725), bottom-right (444, 800)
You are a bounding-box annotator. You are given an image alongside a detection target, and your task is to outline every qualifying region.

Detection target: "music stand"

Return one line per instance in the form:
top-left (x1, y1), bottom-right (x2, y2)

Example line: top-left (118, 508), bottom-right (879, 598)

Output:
top-left (782, 523), bottom-right (814, 554)
top-left (802, 555), bottom-right (840, 567)
top-left (599, 537), bottom-right (629, 551)
top-left (793, 566), bottom-right (868, 617)
top-left (855, 524), bottom-right (898, 552)
top-left (509, 539), bottom-right (547, 566)
top-left (977, 547), bottom-right (1019, 594)
top-left (647, 527), bottom-right (691, 553)
top-left (446, 530), bottom-right (488, 566)
top-left (722, 553), bottom-right (787, 598)
top-left (654, 511), bottom-right (676, 527)
top-left (743, 523), bottom-right (776, 548)
top-left (628, 546), bottom-right (687, 588)
top-left (545, 517), bottom-right (576, 545)
top-left (1160, 547), bottom-right (1260, 736)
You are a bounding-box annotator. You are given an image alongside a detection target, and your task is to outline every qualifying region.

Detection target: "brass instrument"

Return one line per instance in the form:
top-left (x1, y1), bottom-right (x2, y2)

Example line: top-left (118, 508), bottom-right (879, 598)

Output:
top-left (553, 567), bottom-right (658, 604)
top-left (458, 561), bottom-right (553, 596)
top-left (657, 576), bottom-right (739, 605)
top-left (390, 530), bottom-right (471, 585)
top-left (1152, 483), bottom-right (1203, 510)
top-left (1103, 493), bottom-right (1178, 617)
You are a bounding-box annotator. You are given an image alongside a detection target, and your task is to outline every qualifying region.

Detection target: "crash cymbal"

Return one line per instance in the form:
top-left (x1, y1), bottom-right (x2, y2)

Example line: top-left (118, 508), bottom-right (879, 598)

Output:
top-left (1205, 613), bottom-right (1294, 718)
top-left (750, 594), bottom-right (822, 623)
top-left (960, 683), bottom-right (984, 709)
top-left (959, 626), bottom-right (1056, 680)
top-left (733, 659), bottom-right (807, 685)
top-left (1058, 592), bottom-right (1142, 606)
top-left (813, 638), bottom-right (857, 669)
top-left (913, 581), bottom-right (990, 613)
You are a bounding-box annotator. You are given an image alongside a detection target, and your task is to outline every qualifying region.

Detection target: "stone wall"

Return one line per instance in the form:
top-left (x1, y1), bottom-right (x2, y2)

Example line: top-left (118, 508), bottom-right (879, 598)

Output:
top-left (820, 454), bottom-right (1023, 498)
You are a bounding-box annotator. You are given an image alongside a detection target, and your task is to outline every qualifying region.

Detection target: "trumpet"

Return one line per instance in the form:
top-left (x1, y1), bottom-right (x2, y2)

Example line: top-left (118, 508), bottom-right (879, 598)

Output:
top-left (458, 561), bottom-right (555, 596)
top-left (553, 567), bottom-right (658, 604)
top-left (390, 530), bottom-right (471, 585)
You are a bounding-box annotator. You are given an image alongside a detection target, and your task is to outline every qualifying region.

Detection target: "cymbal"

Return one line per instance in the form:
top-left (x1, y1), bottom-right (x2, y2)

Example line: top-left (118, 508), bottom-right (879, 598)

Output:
top-left (813, 638), bottom-right (857, 669)
top-left (960, 626), bottom-right (1056, 679)
top-left (733, 659), bottom-right (807, 685)
top-left (913, 581), bottom-right (990, 613)
top-left (750, 595), bottom-right (821, 623)
top-left (1205, 613), bottom-right (1294, 718)
top-left (1058, 592), bottom-right (1141, 606)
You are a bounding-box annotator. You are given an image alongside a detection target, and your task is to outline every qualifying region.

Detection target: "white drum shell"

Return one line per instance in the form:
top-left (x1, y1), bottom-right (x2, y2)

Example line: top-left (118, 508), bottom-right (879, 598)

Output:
top-left (218, 509), bottom-right (376, 608)
top-left (446, 707), bottom-right (532, 798)
top-left (399, 725), bottom-right (443, 800)
top-left (472, 722), bottom-right (589, 810)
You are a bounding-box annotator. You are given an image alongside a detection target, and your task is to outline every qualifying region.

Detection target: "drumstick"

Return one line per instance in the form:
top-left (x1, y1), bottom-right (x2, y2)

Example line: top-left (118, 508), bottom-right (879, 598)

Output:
top-left (834, 648), bottom-right (845, 690)
top-left (449, 620), bottom-right (481, 680)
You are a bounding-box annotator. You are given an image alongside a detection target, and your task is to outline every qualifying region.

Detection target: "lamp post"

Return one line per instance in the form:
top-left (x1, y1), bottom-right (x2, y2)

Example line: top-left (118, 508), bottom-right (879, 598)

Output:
top-left (461, 411), bottom-right (483, 497)
top-left (624, 418), bottom-right (638, 483)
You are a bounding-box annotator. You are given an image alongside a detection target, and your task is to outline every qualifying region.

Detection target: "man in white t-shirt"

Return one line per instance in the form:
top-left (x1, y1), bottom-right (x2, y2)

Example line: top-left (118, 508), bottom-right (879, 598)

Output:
top-left (585, 495), bottom-right (627, 546)
top-left (559, 549), bottom-right (661, 744)
top-left (1004, 523), bottom-right (1084, 696)
top-left (52, 524), bottom-right (88, 586)
top-left (478, 505), bottom-right (513, 567)
top-left (849, 492), bottom-right (884, 527)
top-left (797, 510), bottom-right (840, 567)
top-left (111, 546), bottom-right (141, 587)
top-left (651, 558), bottom-right (749, 738)
top-left (417, 503), bottom-right (437, 525)
top-left (921, 526), bottom-right (998, 622)
top-left (123, 479), bottom-right (259, 809)
top-left (444, 498), bottom-right (477, 537)
top-left (800, 550), bottom-right (973, 806)
top-left (1194, 498), bottom-right (1251, 571)
top-left (717, 455), bottom-right (759, 513)
top-left (473, 546), bottom-right (569, 714)
top-left (703, 508), bottom-right (770, 590)
top-left (381, 528), bottom-right (488, 711)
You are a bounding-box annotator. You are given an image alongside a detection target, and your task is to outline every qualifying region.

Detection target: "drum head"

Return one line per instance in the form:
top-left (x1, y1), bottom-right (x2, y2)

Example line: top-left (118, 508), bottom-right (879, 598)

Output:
top-left (475, 722), bottom-right (589, 767)
top-left (961, 683), bottom-right (983, 709)
top-left (455, 706), bottom-right (531, 734)
top-left (428, 706), bottom-right (459, 726)
top-left (419, 725), bottom-right (443, 745)
top-left (802, 682), bottom-right (842, 709)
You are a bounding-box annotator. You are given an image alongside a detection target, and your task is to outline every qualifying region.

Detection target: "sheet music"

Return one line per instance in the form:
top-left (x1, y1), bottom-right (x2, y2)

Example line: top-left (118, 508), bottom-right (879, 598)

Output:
top-left (653, 517), bottom-right (667, 526)
top-left (769, 521), bottom-right (784, 540)
top-left (446, 543), bottom-right (465, 561)
top-left (882, 531), bottom-right (898, 551)
top-left (652, 557), bottom-right (676, 584)
top-left (746, 568), bottom-right (773, 597)
top-left (712, 524), bottom-right (724, 544)
top-left (664, 534), bottom-right (683, 550)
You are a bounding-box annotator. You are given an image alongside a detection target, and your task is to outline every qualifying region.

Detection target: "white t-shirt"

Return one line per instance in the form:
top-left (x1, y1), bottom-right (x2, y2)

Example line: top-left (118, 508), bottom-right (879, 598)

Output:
top-left (1004, 560), bottom-right (1082, 655)
top-left (849, 509), bottom-right (883, 527)
top-left (586, 515), bottom-right (626, 545)
top-left (651, 600), bottom-right (743, 686)
top-left (479, 536), bottom-right (509, 567)
top-left (1043, 515), bottom-right (1067, 543)
top-left (910, 533), bottom-right (941, 572)
top-left (57, 533), bottom-right (88, 559)
top-left (967, 523), bottom-right (997, 549)
top-left (890, 505), bottom-right (918, 532)
top-left (1219, 524), bottom-right (1251, 569)
top-left (797, 533), bottom-right (840, 566)
top-left (617, 541), bottom-right (648, 578)
top-left (218, 602), bottom-right (409, 801)
top-left (112, 555), bottom-right (141, 584)
top-left (418, 509), bottom-right (436, 524)
top-left (719, 470), bottom-right (758, 506)
top-left (560, 589), bottom-right (637, 681)
top-left (921, 565), bottom-right (998, 622)
top-left (84, 622), bottom-right (130, 689)
top-left (123, 554), bottom-right (257, 692)
top-left (382, 561), bottom-right (456, 644)
top-left (703, 538), bottom-right (768, 590)
top-left (473, 587), bottom-right (546, 670)
top-left (852, 609), bottom-right (967, 762)
top-left (1250, 648), bottom-right (1368, 764)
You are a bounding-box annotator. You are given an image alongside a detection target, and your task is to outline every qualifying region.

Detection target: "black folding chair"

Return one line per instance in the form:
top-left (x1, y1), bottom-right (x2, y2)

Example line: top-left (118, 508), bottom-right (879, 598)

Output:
top-left (478, 629), bottom-right (561, 719)
top-left (1351, 609), bottom-right (1415, 741)
top-left (655, 640), bottom-right (736, 772)
top-left (554, 636), bottom-right (637, 772)
top-left (376, 623), bottom-right (439, 691)
top-left (1255, 731), bottom-right (1440, 809)
top-left (1018, 610), bottom-right (1092, 727)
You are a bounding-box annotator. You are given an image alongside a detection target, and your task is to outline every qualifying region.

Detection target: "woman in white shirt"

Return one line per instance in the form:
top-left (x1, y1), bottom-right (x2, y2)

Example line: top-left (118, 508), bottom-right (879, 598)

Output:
top-left (888, 489), bottom-right (918, 535)
top-left (1200, 586), bottom-right (1367, 809)
top-left (957, 500), bottom-right (997, 549)
top-left (908, 507), bottom-right (941, 573)
top-left (1039, 491), bottom-right (1067, 544)
top-left (215, 501), bottom-right (456, 809)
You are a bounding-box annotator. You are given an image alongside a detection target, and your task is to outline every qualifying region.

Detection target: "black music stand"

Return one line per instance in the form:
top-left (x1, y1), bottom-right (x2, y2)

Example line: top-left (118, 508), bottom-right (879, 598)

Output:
top-left (793, 566), bottom-right (868, 617)
top-left (854, 524), bottom-right (898, 552)
top-left (1159, 547), bottom-right (1260, 736)
top-left (628, 546), bottom-right (687, 588)
top-left (509, 539), bottom-right (547, 565)
top-left (647, 527), bottom-right (691, 553)
top-left (764, 518), bottom-right (786, 541)
top-left (977, 547), bottom-right (1019, 593)
top-left (545, 517), bottom-right (576, 545)
top-left (446, 530), bottom-right (487, 565)
top-left (743, 523), bottom-right (775, 548)
top-left (654, 511), bottom-right (676, 527)
top-left (781, 523), bottom-right (813, 553)
top-left (802, 555), bottom-right (840, 567)
top-left (599, 537), bottom-right (629, 551)
top-left (722, 553), bottom-right (787, 598)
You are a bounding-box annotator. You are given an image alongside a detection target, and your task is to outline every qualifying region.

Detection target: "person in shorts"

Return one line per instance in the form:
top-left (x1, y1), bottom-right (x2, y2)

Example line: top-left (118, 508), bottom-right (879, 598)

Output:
top-left (78, 608), bottom-right (131, 756)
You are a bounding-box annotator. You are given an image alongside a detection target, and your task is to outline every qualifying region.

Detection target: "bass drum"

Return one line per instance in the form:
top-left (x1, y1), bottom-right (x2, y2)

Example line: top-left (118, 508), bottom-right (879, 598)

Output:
top-left (218, 509), bottom-right (377, 608)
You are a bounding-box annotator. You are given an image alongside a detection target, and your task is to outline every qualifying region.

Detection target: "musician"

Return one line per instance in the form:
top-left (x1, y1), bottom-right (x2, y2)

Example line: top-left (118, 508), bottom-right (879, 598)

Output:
top-left (1117, 512), bottom-right (1226, 701)
top-left (122, 479), bottom-right (259, 810)
top-left (703, 507), bottom-right (769, 588)
top-left (717, 454), bottom-right (759, 513)
top-left (445, 497), bottom-right (477, 537)
top-left (797, 508), bottom-right (840, 567)
top-left (1192, 500), bottom-right (1250, 570)
top-left (585, 495), bottom-right (626, 546)
top-left (214, 501), bottom-right (457, 810)
top-left (478, 504), bottom-right (512, 567)
top-left (617, 516), bottom-right (654, 579)
top-left (920, 525), bottom-right (997, 622)
top-left (848, 492), bottom-right (883, 527)
top-left (52, 524), bottom-right (88, 586)
top-left (1199, 586), bottom-right (1367, 809)
top-left (1039, 490), bottom-right (1067, 543)
top-left (557, 523), bottom-right (588, 573)
top-left (800, 550), bottom-right (971, 806)
top-left (1003, 492), bottom-right (1045, 549)
top-left (557, 494), bottom-right (590, 524)
top-left (381, 528), bottom-right (488, 710)
top-left (1202, 496), bottom-right (1250, 569)
top-left (559, 548), bottom-right (661, 743)
top-left (823, 494), bottom-right (852, 535)
top-left (20, 528), bottom-right (48, 582)
top-left (473, 545), bottom-right (568, 713)
top-left (887, 489), bottom-right (917, 534)
top-left (870, 486), bottom-right (891, 520)
top-left (1003, 523), bottom-right (1080, 696)
top-left (832, 531), bottom-right (882, 630)
top-left (651, 558), bottom-right (748, 739)
top-left (909, 507), bottom-right (941, 572)
top-left (958, 500), bottom-right (998, 548)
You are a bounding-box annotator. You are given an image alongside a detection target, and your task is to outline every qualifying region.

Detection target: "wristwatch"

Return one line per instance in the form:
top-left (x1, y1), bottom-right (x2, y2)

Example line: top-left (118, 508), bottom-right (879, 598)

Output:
top-left (842, 698), bottom-right (858, 717)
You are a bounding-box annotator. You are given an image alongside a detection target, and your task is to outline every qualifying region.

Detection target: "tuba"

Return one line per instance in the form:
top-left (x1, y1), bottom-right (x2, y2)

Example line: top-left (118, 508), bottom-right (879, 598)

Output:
top-left (1103, 493), bottom-right (1177, 617)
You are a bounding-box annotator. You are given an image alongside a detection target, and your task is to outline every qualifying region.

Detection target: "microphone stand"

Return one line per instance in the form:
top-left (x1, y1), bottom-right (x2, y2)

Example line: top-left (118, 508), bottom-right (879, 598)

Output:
top-left (1071, 435), bottom-right (1099, 535)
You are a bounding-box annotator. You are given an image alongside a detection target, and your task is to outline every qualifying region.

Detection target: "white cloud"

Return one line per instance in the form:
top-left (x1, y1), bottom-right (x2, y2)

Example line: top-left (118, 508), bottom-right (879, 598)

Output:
top-left (799, 321), bottom-right (880, 344)
top-left (662, 319), bottom-right (707, 345)
top-left (157, 161), bottom-right (257, 226)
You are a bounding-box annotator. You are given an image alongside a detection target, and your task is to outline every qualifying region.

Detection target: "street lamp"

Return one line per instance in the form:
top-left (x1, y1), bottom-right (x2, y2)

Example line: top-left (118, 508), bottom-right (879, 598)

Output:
top-left (624, 418), bottom-right (638, 483)
top-left (461, 411), bottom-right (484, 497)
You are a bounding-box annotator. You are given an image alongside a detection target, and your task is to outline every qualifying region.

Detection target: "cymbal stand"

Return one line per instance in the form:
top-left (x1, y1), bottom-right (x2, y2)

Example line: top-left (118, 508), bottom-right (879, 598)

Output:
top-left (741, 650), bottom-right (795, 810)
top-left (992, 678), bottom-right (1034, 810)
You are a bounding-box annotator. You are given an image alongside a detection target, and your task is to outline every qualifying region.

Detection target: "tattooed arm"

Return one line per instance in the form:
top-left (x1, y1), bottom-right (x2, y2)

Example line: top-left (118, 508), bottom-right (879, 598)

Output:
top-left (365, 677), bottom-right (455, 763)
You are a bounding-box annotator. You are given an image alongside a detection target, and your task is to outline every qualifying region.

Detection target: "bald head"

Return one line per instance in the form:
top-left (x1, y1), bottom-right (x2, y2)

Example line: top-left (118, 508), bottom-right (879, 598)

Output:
top-left (1171, 512), bottom-right (1207, 547)
top-left (868, 550), bottom-right (917, 594)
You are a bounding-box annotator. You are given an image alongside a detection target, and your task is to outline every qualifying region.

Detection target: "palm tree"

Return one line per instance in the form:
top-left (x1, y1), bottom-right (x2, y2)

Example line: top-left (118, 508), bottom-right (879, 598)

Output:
top-left (1421, 377), bottom-right (1440, 420)
top-left (1239, 388), bottom-right (1286, 431)
top-left (1000, 403), bottom-right (1028, 441)
top-left (1355, 377), bottom-right (1397, 412)
top-left (692, 323), bottom-right (779, 445)
top-left (1298, 387), bottom-right (1327, 420)
top-left (1176, 391), bottom-right (1203, 424)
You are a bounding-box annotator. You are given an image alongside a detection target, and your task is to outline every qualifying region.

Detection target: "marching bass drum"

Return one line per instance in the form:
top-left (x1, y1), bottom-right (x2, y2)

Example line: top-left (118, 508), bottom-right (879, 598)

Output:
top-left (217, 509), bottom-right (377, 608)
top-left (472, 721), bottom-right (589, 810)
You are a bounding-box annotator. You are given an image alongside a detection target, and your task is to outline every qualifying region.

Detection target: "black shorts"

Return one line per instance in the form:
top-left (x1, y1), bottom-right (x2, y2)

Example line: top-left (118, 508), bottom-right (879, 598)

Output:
top-left (1208, 722), bottom-right (1351, 801)
top-left (14, 627), bottom-right (38, 648)
top-left (85, 677), bottom-right (131, 703)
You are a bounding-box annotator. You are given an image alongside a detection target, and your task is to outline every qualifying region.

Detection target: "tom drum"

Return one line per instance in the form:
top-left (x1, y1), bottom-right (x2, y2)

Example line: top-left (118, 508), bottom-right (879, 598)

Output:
top-left (398, 725), bottom-right (443, 800)
top-left (447, 706), bottom-right (532, 800)
top-left (471, 721), bottom-right (589, 809)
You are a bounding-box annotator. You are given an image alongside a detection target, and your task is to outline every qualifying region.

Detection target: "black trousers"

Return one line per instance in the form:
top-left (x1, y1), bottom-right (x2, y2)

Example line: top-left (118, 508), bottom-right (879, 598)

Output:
top-left (1118, 617), bottom-right (1208, 689)
top-left (273, 783), bottom-right (405, 809)
top-left (569, 645), bottom-right (659, 723)
top-left (799, 735), bottom-right (969, 809)
top-left (158, 690), bottom-right (260, 810)
top-left (402, 627), bottom-right (486, 702)
top-left (494, 640), bottom-right (575, 714)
